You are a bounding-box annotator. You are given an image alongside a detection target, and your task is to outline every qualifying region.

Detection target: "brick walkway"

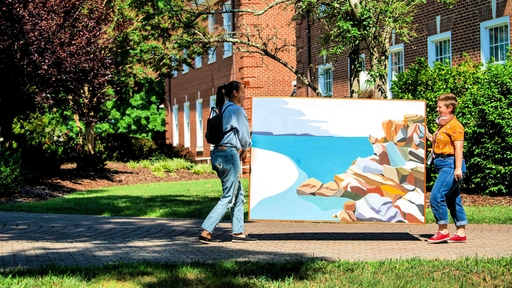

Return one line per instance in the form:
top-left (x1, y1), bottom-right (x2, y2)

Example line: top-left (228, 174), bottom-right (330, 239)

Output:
top-left (1, 211), bottom-right (511, 270)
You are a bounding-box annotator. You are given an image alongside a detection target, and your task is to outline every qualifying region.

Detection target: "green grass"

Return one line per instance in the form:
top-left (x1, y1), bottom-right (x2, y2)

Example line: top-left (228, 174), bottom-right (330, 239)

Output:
top-left (1, 257), bottom-right (511, 287)
top-left (0, 178), bottom-right (511, 224)
top-left (0, 179), bottom-right (246, 219)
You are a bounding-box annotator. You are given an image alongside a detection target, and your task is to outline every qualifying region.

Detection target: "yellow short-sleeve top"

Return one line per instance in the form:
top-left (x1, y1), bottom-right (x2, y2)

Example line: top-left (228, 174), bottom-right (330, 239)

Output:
top-left (433, 117), bottom-right (464, 155)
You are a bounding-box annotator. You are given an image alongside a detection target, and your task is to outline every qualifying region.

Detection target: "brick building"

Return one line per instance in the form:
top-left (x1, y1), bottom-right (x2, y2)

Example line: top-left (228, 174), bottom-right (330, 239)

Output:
top-left (294, 0), bottom-right (511, 99)
top-left (164, 0), bottom-right (296, 166)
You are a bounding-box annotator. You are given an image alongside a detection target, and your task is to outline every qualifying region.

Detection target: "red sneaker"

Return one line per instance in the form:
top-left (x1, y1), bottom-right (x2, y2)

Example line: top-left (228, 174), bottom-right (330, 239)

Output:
top-left (448, 234), bottom-right (467, 243)
top-left (427, 231), bottom-right (450, 243)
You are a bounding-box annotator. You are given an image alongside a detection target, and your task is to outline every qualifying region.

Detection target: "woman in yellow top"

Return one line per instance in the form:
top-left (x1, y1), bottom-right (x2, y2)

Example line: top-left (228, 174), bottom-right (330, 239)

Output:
top-left (425, 93), bottom-right (468, 243)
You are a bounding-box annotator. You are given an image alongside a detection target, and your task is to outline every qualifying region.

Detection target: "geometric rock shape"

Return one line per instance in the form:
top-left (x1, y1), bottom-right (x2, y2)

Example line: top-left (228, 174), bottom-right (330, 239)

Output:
top-left (353, 157), bottom-right (384, 175)
top-left (350, 171), bottom-right (406, 193)
top-left (382, 165), bottom-right (409, 184)
top-left (402, 190), bottom-right (425, 206)
top-left (384, 142), bottom-right (407, 167)
top-left (354, 194), bottom-right (405, 223)
top-left (401, 182), bottom-right (417, 191)
top-left (296, 178), bottom-right (322, 196)
top-left (410, 165), bottom-right (425, 181)
top-left (404, 114), bottom-right (425, 125)
top-left (373, 143), bottom-right (391, 166)
top-left (382, 119), bottom-right (394, 143)
top-left (332, 210), bottom-right (354, 222)
top-left (344, 201), bottom-right (356, 212)
top-left (380, 185), bottom-right (407, 204)
top-left (367, 155), bottom-right (380, 162)
top-left (316, 181), bottom-right (342, 197)
top-left (394, 198), bottom-right (425, 223)
top-left (346, 210), bottom-right (357, 221)
top-left (408, 148), bottom-right (424, 163)
top-left (394, 127), bottom-right (408, 144)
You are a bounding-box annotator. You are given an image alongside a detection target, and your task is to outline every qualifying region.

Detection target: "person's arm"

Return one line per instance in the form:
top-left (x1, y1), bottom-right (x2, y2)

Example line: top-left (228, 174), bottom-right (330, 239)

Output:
top-left (453, 140), bottom-right (464, 181)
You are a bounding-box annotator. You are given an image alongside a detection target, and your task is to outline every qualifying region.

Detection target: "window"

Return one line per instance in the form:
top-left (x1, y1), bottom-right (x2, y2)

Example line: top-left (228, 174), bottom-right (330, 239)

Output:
top-left (318, 63), bottom-right (333, 97)
top-left (209, 95), bottom-right (216, 148)
top-left (428, 31), bottom-right (452, 67)
top-left (184, 102), bottom-right (190, 148)
top-left (208, 13), bottom-right (217, 64)
top-left (172, 105), bottom-right (179, 144)
top-left (195, 55), bottom-right (202, 68)
top-left (171, 59), bottom-right (178, 78)
top-left (481, 16), bottom-right (510, 64)
top-left (223, 1), bottom-right (233, 58)
top-left (182, 49), bottom-right (189, 73)
top-left (196, 99), bottom-right (204, 150)
top-left (387, 44), bottom-right (404, 99)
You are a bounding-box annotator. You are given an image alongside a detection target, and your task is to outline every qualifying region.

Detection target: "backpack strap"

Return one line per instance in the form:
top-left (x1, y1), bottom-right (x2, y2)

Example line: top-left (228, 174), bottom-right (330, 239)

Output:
top-left (221, 103), bottom-right (236, 136)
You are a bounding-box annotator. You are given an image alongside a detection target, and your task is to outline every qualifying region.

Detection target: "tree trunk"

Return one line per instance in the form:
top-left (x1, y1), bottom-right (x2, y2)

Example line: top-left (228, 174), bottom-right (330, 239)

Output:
top-left (85, 123), bottom-right (95, 154)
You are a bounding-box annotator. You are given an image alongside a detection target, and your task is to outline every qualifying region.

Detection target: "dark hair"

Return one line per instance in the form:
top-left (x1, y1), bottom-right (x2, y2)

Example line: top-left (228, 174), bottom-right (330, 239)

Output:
top-left (438, 93), bottom-right (458, 114)
top-left (215, 81), bottom-right (242, 109)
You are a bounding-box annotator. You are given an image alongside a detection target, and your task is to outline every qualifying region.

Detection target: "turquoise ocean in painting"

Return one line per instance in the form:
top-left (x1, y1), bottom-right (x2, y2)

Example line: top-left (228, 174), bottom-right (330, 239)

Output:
top-left (249, 134), bottom-right (374, 221)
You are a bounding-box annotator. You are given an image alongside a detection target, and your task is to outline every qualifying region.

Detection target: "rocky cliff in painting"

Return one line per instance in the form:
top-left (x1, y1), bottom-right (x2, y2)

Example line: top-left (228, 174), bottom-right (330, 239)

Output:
top-left (296, 114), bottom-right (426, 223)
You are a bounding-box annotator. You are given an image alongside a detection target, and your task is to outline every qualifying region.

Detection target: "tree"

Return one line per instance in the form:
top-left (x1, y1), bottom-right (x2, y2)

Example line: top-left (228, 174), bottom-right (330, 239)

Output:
top-left (0, 0), bottom-right (115, 152)
top-left (298, 0), bottom-right (456, 98)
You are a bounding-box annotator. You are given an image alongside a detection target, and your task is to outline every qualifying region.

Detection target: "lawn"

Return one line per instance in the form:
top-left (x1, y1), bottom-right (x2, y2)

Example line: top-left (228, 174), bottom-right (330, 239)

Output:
top-left (1, 178), bottom-right (512, 287)
top-left (1, 178), bottom-right (511, 224)
top-left (1, 257), bottom-right (511, 287)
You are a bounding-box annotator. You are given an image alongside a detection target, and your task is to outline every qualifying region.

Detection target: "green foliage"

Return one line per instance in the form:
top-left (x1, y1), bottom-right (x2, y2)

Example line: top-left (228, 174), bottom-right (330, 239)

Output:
top-left (96, 74), bottom-right (166, 139)
top-left (11, 109), bottom-right (77, 175)
top-left (0, 148), bottom-right (24, 197)
top-left (391, 55), bottom-right (512, 195)
top-left (191, 163), bottom-right (215, 175)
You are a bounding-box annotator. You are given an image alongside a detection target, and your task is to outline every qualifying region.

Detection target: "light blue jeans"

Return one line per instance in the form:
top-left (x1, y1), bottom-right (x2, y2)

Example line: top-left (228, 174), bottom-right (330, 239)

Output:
top-left (201, 147), bottom-right (245, 234)
top-left (430, 156), bottom-right (468, 226)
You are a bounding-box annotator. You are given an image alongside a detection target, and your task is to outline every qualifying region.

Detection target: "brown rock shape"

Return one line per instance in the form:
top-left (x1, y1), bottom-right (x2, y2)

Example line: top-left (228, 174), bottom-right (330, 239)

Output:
top-left (344, 201), bottom-right (356, 212)
top-left (297, 178), bottom-right (322, 196)
top-left (316, 181), bottom-right (342, 197)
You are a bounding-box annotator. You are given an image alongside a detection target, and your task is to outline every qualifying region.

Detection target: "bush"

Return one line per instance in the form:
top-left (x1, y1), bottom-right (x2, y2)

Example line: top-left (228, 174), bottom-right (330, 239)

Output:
top-left (391, 55), bottom-right (512, 195)
top-left (0, 148), bottom-right (24, 197)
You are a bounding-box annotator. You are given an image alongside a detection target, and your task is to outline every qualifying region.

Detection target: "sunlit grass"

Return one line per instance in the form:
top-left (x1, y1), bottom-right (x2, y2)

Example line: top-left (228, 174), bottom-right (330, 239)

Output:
top-left (1, 257), bottom-right (511, 287)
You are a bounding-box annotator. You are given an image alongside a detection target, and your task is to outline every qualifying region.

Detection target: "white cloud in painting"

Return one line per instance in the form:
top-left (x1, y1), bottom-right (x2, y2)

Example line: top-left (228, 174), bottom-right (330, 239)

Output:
top-left (253, 98), bottom-right (425, 138)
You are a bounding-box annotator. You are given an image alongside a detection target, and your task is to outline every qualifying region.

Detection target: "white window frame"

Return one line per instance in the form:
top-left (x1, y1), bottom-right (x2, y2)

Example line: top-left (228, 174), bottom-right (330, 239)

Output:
top-left (196, 99), bottom-right (204, 151)
top-left (208, 13), bottom-right (217, 64)
top-left (182, 49), bottom-right (189, 74)
top-left (209, 95), bottom-right (217, 149)
top-left (183, 102), bottom-right (190, 148)
top-left (172, 105), bottom-right (179, 144)
top-left (318, 63), bottom-right (333, 97)
top-left (171, 59), bottom-right (178, 78)
top-left (223, 1), bottom-right (233, 58)
top-left (195, 55), bottom-right (202, 69)
top-left (428, 31), bottom-right (452, 67)
top-left (387, 44), bottom-right (404, 99)
top-left (480, 16), bottom-right (510, 65)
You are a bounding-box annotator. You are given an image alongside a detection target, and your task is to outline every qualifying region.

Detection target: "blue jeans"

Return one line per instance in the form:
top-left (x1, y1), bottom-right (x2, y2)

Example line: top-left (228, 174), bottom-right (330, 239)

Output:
top-left (430, 156), bottom-right (468, 226)
top-left (201, 147), bottom-right (245, 234)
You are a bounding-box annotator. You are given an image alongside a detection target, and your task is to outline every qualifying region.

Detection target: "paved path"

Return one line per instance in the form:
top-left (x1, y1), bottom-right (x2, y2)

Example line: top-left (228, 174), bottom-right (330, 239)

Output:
top-left (1, 211), bottom-right (511, 270)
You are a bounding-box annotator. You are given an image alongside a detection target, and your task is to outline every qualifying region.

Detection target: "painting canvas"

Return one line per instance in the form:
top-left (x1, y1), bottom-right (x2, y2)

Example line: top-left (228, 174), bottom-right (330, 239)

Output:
top-left (249, 97), bottom-right (427, 224)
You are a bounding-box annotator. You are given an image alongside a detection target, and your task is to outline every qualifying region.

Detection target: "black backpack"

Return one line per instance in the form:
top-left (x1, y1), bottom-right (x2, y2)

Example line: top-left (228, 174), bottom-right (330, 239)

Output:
top-left (205, 104), bottom-right (235, 145)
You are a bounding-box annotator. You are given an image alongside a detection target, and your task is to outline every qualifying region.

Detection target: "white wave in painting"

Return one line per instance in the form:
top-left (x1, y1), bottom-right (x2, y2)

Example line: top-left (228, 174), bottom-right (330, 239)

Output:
top-left (249, 148), bottom-right (299, 209)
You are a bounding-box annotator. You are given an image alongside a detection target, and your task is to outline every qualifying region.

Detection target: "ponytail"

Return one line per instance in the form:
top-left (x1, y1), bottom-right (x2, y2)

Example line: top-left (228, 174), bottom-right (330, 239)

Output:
top-left (215, 81), bottom-right (242, 109)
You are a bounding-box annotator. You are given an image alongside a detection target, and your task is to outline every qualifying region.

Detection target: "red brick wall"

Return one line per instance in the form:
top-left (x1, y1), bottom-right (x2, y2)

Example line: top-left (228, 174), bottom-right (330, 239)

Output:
top-left (165, 0), bottom-right (296, 168)
top-left (294, 0), bottom-right (512, 98)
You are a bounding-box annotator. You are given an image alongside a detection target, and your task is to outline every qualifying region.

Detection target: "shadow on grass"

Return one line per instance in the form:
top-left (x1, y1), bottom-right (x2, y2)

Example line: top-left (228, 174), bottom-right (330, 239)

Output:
top-left (0, 193), bottom-right (229, 219)
top-left (0, 260), bottom-right (321, 288)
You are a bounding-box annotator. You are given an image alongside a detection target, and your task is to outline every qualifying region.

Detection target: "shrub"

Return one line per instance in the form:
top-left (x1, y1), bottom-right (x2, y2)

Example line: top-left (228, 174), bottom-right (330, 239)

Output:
top-left (391, 55), bottom-right (512, 195)
top-left (0, 148), bottom-right (24, 197)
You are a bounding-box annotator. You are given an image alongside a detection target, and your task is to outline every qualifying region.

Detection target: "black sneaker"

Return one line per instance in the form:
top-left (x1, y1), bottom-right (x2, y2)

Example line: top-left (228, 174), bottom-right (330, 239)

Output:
top-left (232, 235), bottom-right (258, 243)
top-left (199, 235), bottom-right (220, 244)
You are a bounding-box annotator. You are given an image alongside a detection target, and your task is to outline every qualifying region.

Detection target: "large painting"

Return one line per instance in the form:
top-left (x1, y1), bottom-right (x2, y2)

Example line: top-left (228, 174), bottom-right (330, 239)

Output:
top-left (249, 97), bottom-right (427, 224)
